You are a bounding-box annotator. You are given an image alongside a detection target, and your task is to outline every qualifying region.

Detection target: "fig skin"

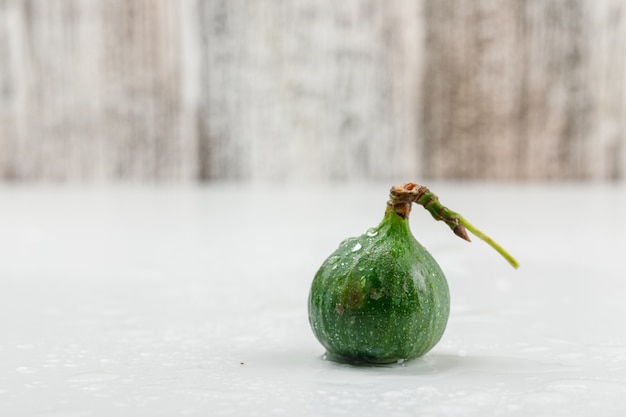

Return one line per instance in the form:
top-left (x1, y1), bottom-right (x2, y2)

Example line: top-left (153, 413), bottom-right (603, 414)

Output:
top-left (308, 205), bottom-right (450, 364)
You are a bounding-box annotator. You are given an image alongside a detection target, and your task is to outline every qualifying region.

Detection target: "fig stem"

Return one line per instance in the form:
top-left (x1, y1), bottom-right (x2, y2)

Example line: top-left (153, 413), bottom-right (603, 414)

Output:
top-left (455, 215), bottom-right (520, 269)
top-left (389, 183), bottom-right (519, 269)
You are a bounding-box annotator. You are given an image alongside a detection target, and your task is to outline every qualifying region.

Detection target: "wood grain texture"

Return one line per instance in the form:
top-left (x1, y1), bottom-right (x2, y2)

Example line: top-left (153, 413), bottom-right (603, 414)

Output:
top-left (1, 0), bottom-right (625, 182)
top-left (193, 0), bottom-right (421, 181)
top-left (0, 0), bottom-right (197, 181)
top-left (422, 0), bottom-right (626, 180)
top-left (0, 0), bottom-right (421, 182)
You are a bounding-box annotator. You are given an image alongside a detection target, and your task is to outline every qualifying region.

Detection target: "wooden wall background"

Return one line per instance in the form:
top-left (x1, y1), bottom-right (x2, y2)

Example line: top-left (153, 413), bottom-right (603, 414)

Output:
top-left (0, 0), bottom-right (625, 182)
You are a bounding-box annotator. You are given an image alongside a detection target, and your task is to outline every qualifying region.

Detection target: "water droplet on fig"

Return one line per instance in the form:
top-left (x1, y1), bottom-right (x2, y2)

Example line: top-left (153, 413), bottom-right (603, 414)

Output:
top-left (366, 228), bottom-right (378, 237)
top-left (339, 237), bottom-right (356, 248)
top-left (327, 255), bottom-right (341, 265)
top-left (351, 243), bottom-right (362, 252)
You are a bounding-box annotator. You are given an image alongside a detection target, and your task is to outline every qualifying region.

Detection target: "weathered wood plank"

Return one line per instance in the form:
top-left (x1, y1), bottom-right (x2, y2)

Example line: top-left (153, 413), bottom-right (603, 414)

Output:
top-left (1, 0), bottom-right (625, 182)
top-left (422, 0), bottom-right (626, 180)
top-left (0, 0), bottom-right (197, 181)
top-left (194, 0), bottom-right (421, 181)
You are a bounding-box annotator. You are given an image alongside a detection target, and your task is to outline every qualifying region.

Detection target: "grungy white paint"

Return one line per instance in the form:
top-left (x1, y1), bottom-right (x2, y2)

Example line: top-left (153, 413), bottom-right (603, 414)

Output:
top-left (1, 182), bottom-right (626, 416)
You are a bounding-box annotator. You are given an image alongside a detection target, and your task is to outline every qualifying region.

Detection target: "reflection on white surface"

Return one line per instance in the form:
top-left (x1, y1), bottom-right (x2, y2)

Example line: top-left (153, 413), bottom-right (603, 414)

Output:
top-left (1, 183), bottom-right (625, 416)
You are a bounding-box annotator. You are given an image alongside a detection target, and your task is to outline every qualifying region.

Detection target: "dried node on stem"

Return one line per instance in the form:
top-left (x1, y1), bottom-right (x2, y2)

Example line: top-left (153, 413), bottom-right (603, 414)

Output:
top-left (389, 183), bottom-right (469, 241)
top-left (388, 183), bottom-right (519, 269)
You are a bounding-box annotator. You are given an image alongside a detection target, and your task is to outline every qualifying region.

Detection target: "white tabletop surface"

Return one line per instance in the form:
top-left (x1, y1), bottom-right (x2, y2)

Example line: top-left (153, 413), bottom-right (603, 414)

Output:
top-left (1, 182), bottom-right (625, 417)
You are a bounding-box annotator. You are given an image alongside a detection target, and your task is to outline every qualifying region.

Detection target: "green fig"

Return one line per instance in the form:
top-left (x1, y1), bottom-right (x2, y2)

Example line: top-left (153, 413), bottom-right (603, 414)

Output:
top-left (308, 183), bottom-right (518, 364)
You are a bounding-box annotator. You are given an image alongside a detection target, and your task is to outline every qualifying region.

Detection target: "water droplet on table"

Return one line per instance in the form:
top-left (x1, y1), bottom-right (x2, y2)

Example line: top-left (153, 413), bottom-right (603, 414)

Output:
top-left (66, 371), bottom-right (119, 390)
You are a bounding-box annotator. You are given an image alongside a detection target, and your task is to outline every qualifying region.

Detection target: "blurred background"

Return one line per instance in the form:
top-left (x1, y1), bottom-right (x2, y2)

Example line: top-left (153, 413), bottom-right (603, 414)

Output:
top-left (0, 0), bottom-right (625, 183)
